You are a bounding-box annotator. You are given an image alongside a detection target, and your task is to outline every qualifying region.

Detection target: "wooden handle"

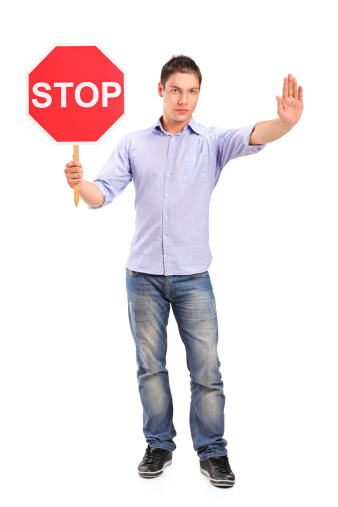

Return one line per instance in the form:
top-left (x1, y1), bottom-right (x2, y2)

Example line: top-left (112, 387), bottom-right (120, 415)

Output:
top-left (73, 145), bottom-right (79, 207)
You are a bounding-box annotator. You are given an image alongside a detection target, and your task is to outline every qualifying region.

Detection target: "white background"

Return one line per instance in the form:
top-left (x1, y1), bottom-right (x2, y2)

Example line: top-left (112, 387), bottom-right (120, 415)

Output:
top-left (1, 0), bottom-right (337, 505)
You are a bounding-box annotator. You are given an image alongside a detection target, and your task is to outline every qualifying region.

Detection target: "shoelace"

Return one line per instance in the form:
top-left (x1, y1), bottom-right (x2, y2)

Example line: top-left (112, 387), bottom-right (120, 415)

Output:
top-left (142, 445), bottom-right (166, 465)
top-left (209, 456), bottom-right (232, 474)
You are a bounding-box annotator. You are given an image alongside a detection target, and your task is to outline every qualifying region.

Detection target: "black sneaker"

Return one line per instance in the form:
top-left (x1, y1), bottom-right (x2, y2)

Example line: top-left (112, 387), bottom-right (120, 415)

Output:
top-left (200, 455), bottom-right (235, 487)
top-left (138, 445), bottom-right (173, 478)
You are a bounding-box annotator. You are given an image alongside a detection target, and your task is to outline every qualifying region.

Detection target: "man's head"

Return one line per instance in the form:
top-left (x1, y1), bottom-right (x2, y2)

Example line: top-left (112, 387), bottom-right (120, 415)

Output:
top-left (160, 55), bottom-right (202, 90)
top-left (158, 55), bottom-right (202, 130)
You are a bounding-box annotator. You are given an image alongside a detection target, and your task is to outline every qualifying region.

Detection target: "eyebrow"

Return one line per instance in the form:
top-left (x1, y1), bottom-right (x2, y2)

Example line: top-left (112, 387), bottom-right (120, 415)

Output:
top-left (169, 85), bottom-right (200, 90)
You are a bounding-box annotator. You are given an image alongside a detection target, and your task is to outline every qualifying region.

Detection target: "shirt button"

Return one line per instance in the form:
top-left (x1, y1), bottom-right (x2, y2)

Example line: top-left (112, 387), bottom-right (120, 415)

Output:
top-left (169, 153), bottom-right (173, 157)
top-left (161, 133), bottom-right (163, 136)
top-left (167, 174), bottom-right (170, 177)
top-left (164, 235), bottom-right (167, 238)
top-left (165, 194), bottom-right (169, 197)
top-left (165, 215), bottom-right (168, 218)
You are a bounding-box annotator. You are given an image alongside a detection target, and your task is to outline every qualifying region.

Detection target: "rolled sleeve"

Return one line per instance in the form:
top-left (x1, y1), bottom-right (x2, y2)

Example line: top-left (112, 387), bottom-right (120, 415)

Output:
top-left (215, 122), bottom-right (266, 170)
top-left (88, 134), bottom-right (133, 210)
top-left (87, 181), bottom-right (108, 210)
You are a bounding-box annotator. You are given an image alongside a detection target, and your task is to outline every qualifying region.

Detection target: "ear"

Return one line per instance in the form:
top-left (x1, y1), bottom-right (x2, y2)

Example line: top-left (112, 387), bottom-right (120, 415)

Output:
top-left (158, 81), bottom-right (164, 97)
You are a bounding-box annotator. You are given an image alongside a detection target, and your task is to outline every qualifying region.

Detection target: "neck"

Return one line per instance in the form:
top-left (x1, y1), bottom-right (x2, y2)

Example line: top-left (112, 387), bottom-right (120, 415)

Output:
top-left (161, 114), bottom-right (191, 135)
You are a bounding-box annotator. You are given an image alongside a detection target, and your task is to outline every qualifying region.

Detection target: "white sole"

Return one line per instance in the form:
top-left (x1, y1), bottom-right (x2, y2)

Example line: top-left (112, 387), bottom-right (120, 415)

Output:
top-left (200, 467), bottom-right (235, 487)
top-left (138, 459), bottom-right (172, 478)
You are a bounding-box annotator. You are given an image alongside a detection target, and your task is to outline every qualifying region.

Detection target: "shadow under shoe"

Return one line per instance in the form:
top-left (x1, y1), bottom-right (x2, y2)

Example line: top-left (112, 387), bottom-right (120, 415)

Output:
top-left (138, 445), bottom-right (173, 478)
top-left (200, 455), bottom-right (235, 488)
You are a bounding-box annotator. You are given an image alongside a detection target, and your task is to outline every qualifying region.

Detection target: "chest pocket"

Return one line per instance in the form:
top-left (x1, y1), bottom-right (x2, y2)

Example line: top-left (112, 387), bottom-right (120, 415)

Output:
top-left (183, 152), bottom-right (209, 184)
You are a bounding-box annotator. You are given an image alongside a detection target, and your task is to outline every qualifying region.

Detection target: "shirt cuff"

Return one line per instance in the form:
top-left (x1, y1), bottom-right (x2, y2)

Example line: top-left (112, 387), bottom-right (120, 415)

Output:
top-left (246, 122), bottom-right (266, 151)
top-left (87, 181), bottom-right (107, 210)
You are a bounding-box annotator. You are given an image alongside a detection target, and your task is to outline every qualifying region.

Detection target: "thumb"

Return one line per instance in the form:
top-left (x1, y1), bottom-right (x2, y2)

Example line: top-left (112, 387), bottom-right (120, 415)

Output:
top-left (276, 95), bottom-right (282, 106)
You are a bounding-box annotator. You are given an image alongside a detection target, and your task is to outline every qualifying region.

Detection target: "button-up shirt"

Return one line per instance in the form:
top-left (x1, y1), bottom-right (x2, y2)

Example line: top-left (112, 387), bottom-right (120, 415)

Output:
top-left (88, 116), bottom-right (266, 275)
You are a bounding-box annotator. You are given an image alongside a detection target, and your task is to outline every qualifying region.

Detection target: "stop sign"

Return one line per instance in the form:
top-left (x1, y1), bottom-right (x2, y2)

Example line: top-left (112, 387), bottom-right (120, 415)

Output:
top-left (27, 45), bottom-right (124, 143)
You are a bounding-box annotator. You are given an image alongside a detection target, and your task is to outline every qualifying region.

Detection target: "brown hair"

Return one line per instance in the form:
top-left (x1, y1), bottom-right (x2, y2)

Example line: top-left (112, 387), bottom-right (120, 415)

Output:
top-left (160, 55), bottom-right (202, 89)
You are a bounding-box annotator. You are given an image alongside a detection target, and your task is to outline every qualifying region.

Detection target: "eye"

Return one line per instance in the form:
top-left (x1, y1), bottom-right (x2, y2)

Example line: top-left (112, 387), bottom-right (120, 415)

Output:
top-left (190, 90), bottom-right (196, 94)
top-left (172, 89), bottom-right (178, 93)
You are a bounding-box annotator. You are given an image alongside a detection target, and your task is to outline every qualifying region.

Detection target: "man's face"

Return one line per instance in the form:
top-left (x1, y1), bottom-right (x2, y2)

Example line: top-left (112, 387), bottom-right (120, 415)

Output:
top-left (158, 72), bottom-right (200, 125)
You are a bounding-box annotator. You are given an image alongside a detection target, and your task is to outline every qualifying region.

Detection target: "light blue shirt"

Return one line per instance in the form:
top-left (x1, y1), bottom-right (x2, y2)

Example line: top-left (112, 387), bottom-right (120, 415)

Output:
top-left (88, 116), bottom-right (266, 275)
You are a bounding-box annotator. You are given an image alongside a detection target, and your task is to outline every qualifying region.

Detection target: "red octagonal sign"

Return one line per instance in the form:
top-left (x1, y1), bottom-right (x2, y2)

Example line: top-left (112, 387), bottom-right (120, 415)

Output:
top-left (28, 45), bottom-right (124, 143)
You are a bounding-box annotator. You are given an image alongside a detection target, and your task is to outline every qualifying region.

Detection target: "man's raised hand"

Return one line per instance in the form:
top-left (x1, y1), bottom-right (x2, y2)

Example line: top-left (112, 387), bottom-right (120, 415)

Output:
top-left (276, 73), bottom-right (304, 125)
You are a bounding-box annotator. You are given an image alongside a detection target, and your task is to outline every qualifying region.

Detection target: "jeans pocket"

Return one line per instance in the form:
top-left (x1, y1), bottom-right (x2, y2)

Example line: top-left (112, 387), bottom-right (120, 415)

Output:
top-left (190, 271), bottom-right (210, 278)
top-left (126, 267), bottom-right (140, 277)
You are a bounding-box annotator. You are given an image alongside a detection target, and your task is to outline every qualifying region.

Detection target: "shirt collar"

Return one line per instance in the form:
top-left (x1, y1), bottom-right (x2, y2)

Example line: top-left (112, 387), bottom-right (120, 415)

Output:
top-left (152, 116), bottom-right (202, 136)
top-left (186, 116), bottom-right (203, 135)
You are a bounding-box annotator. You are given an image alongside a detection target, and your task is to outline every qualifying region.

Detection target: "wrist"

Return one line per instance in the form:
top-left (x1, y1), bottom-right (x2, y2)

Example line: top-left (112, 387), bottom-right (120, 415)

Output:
top-left (277, 116), bottom-right (297, 128)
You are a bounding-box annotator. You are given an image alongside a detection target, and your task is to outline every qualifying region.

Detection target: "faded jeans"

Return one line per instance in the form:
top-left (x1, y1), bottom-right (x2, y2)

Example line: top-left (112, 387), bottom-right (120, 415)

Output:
top-left (125, 268), bottom-right (228, 460)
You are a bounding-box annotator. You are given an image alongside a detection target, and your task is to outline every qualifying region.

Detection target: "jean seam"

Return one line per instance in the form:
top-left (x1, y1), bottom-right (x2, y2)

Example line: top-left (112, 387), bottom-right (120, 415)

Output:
top-left (187, 354), bottom-right (197, 449)
top-left (192, 390), bottom-right (197, 448)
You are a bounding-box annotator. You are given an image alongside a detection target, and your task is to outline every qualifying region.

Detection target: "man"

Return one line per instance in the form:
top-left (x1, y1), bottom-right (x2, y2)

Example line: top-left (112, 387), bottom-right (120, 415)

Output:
top-left (64, 55), bottom-right (303, 487)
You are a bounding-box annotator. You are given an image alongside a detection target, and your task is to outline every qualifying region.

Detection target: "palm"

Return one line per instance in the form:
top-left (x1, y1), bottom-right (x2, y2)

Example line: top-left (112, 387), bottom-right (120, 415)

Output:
top-left (276, 73), bottom-right (304, 125)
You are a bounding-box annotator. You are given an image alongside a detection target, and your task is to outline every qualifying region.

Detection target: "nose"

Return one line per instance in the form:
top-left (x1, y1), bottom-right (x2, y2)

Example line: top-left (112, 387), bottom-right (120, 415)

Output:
top-left (178, 93), bottom-right (188, 105)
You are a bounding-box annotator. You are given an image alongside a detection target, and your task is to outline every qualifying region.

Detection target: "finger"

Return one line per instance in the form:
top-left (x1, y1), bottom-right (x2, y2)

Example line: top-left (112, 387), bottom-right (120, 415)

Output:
top-left (288, 73), bottom-right (293, 97)
top-left (281, 77), bottom-right (287, 100)
top-left (66, 160), bottom-right (82, 168)
top-left (65, 166), bottom-right (82, 178)
top-left (298, 85), bottom-right (303, 103)
top-left (293, 76), bottom-right (298, 100)
top-left (69, 169), bottom-right (83, 178)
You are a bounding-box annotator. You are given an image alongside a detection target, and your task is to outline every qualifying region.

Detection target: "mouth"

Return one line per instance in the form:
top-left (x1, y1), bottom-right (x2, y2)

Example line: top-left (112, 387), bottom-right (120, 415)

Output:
top-left (175, 109), bottom-right (188, 113)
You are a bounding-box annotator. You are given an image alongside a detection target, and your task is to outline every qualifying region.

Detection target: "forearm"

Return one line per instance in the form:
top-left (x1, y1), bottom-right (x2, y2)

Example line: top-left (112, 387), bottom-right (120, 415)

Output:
top-left (250, 118), bottom-right (295, 145)
top-left (79, 179), bottom-right (104, 207)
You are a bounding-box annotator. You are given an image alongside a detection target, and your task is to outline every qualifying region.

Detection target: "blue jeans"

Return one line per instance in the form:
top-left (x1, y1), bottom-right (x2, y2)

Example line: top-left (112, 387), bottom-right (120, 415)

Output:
top-left (125, 268), bottom-right (228, 460)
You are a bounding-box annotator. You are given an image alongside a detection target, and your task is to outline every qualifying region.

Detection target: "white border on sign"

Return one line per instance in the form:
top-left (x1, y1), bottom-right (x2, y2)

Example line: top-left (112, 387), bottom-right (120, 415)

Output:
top-left (25, 43), bottom-right (127, 145)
